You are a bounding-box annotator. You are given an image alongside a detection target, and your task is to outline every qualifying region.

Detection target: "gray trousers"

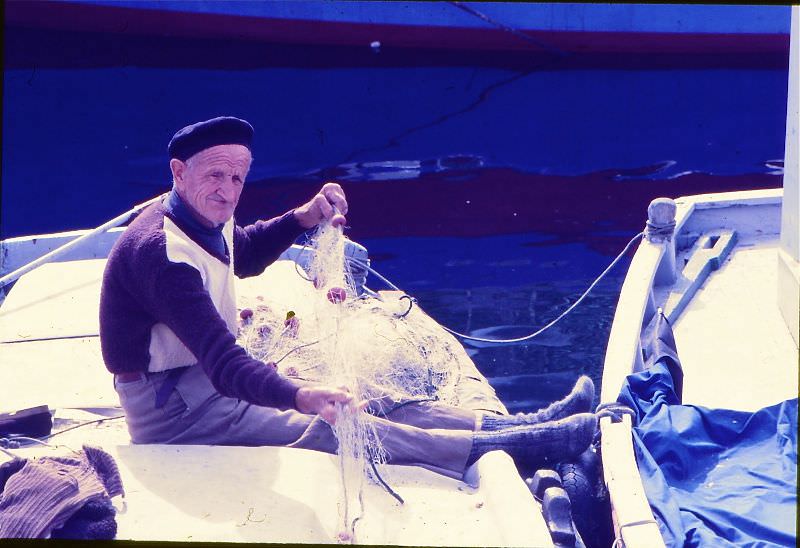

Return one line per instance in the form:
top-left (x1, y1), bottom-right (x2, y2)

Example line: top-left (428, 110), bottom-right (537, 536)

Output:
top-left (114, 365), bottom-right (477, 479)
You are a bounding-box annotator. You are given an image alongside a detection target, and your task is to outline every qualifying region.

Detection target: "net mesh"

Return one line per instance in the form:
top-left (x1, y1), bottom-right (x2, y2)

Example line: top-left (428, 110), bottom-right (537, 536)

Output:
top-left (238, 221), bottom-right (470, 541)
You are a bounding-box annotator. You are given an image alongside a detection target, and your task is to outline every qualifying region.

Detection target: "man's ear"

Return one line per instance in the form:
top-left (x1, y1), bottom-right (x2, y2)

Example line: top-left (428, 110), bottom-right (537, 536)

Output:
top-left (170, 159), bottom-right (185, 188)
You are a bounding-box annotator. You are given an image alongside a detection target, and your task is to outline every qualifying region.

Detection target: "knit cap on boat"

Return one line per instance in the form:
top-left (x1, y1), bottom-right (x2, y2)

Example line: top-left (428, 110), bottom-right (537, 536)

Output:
top-left (168, 116), bottom-right (254, 161)
top-left (0, 445), bottom-right (124, 538)
top-left (51, 496), bottom-right (118, 540)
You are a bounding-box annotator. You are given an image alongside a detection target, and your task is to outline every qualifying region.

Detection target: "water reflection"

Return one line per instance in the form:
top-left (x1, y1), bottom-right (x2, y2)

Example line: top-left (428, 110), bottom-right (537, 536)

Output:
top-left (411, 276), bottom-right (624, 413)
top-left (312, 154), bottom-right (486, 182)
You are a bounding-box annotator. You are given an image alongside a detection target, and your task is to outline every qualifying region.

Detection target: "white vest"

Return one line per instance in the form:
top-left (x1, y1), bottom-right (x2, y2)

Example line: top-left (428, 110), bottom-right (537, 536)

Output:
top-left (147, 216), bottom-right (238, 372)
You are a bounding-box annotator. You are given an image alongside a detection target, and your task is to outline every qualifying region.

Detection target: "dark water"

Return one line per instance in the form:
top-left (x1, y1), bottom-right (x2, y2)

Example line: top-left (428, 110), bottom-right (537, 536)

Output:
top-left (1, 26), bottom-right (788, 411)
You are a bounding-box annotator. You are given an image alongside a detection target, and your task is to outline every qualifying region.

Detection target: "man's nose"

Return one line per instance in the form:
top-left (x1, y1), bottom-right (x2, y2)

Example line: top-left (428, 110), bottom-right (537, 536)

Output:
top-left (217, 176), bottom-right (237, 198)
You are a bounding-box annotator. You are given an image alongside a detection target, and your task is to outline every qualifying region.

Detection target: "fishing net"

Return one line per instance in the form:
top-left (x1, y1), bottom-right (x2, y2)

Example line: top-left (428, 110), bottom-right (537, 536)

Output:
top-left (237, 220), bottom-right (469, 541)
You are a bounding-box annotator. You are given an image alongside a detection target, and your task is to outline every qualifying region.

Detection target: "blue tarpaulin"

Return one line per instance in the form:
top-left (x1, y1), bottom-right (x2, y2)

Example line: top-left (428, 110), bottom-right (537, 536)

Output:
top-left (617, 314), bottom-right (798, 547)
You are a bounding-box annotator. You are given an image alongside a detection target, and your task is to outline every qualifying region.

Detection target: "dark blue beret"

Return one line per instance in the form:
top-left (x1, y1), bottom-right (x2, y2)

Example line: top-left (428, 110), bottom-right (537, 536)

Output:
top-left (168, 116), bottom-right (253, 161)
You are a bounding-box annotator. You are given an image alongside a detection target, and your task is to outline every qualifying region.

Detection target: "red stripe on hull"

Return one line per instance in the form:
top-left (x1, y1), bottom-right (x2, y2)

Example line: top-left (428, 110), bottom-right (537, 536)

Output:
top-left (5, 1), bottom-right (789, 55)
top-left (237, 169), bottom-right (782, 241)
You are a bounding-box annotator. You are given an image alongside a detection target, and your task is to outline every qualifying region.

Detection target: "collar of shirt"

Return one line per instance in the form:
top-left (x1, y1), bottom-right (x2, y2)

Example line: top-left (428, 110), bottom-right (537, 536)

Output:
top-left (163, 188), bottom-right (227, 259)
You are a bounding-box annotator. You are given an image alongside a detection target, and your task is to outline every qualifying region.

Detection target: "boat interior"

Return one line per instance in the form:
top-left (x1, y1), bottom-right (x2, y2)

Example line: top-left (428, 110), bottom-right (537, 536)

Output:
top-left (0, 251), bottom-right (554, 545)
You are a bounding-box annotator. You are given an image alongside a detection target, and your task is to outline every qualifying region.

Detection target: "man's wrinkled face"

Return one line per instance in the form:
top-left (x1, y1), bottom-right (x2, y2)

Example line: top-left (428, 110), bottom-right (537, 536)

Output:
top-left (171, 144), bottom-right (252, 227)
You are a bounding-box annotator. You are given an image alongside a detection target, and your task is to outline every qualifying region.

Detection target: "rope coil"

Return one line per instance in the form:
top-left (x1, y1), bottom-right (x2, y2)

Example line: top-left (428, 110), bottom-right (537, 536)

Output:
top-left (595, 403), bottom-right (637, 425)
top-left (645, 219), bottom-right (676, 240)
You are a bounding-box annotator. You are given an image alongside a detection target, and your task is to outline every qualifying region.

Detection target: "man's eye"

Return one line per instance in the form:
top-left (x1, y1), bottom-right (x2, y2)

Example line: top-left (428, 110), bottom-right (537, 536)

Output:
top-left (233, 176), bottom-right (243, 184)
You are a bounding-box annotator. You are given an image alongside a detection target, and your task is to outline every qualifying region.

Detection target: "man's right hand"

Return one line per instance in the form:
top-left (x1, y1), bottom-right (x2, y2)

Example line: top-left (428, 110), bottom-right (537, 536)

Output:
top-left (294, 385), bottom-right (365, 425)
top-left (293, 182), bottom-right (348, 229)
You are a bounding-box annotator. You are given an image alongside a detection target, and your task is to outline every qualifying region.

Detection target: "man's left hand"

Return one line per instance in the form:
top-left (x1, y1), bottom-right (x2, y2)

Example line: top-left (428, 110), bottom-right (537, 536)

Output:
top-left (294, 182), bottom-right (348, 229)
top-left (295, 384), bottom-right (367, 425)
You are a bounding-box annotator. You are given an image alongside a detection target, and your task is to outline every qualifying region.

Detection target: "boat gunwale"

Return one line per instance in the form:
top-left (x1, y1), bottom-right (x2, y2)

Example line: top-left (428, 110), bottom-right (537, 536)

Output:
top-left (598, 187), bottom-right (783, 548)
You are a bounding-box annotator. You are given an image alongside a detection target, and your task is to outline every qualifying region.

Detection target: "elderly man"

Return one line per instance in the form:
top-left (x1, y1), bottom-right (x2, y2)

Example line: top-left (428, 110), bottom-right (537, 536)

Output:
top-left (99, 116), bottom-right (597, 479)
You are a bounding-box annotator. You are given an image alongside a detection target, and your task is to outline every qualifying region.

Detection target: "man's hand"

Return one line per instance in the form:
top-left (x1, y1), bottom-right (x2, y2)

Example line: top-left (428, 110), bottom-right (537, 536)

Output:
top-left (295, 385), bottom-right (366, 425)
top-left (293, 182), bottom-right (349, 229)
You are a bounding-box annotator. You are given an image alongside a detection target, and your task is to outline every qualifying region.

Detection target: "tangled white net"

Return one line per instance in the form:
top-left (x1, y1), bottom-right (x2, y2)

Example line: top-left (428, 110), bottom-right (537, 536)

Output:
top-left (238, 220), bottom-right (472, 541)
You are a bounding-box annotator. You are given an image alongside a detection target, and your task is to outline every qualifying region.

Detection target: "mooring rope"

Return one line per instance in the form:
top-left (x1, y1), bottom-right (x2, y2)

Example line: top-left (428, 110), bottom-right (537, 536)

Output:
top-left (344, 230), bottom-right (645, 344)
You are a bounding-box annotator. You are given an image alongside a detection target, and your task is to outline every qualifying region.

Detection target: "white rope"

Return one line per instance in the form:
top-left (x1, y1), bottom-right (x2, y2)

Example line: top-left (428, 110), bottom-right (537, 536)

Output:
top-left (346, 231), bottom-right (645, 344)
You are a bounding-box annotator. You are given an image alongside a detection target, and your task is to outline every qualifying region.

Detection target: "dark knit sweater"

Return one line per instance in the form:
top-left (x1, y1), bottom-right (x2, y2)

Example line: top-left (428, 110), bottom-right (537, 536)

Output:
top-left (0, 445), bottom-right (124, 538)
top-left (99, 198), bottom-right (306, 410)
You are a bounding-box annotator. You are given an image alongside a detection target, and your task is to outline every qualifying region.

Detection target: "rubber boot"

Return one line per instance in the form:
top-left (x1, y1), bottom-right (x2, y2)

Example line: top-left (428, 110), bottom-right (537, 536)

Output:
top-left (481, 376), bottom-right (595, 432)
top-left (467, 412), bottom-right (597, 467)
